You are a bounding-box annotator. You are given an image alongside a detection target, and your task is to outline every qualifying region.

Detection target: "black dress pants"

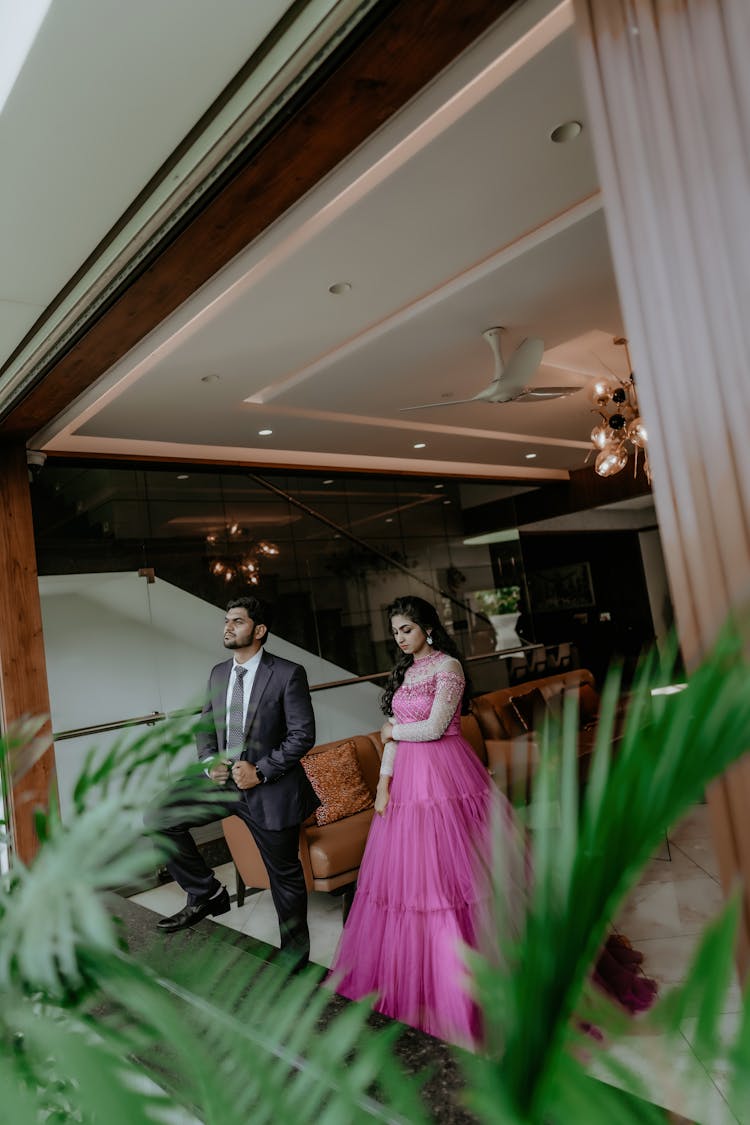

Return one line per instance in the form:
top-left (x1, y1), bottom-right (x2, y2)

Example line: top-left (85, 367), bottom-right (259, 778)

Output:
top-left (147, 776), bottom-right (310, 964)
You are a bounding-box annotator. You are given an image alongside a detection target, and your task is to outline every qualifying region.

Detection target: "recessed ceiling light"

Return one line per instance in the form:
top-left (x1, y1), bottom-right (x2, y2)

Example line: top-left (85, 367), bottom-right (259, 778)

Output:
top-left (328, 281), bottom-right (352, 295)
top-left (525, 452), bottom-right (538, 460)
top-left (443, 500), bottom-right (451, 506)
top-left (434, 483), bottom-right (444, 489)
top-left (323, 479), bottom-right (334, 485)
top-left (201, 373), bottom-right (220, 383)
top-left (177, 474), bottom-right (190, 480)
top-left (413, 442), bottom-right (427, 449)
top-left (550, 120), bottom-right (582, 144)
top-left (258, 429), bottom-right (273, 436)
top-left (385, 517), bottom-right (393, 523)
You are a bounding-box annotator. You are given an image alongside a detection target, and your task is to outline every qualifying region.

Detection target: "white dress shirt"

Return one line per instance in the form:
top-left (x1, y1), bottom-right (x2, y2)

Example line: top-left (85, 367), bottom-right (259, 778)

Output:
top-left (225, 648), bottom-right (263, 748)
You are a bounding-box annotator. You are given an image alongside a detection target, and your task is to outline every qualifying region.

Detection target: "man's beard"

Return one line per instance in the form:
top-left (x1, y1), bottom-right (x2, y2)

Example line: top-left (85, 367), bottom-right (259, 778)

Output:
top-left (223, 637), bottom-right (242, 649)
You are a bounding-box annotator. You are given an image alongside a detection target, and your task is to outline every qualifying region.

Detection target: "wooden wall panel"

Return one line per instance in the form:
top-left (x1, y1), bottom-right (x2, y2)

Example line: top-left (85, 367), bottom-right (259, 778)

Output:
top-left (0, 443), bottom-right (56, 862)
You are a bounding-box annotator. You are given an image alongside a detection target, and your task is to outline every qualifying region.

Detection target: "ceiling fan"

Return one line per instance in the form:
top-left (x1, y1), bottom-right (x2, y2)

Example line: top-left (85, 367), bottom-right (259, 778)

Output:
top-left (400, 327), bottom-right (581, 411)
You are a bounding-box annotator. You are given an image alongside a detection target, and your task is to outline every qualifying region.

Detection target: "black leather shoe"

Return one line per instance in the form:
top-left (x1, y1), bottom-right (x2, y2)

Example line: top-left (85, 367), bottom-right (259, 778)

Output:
top-left (157, 888), bottom-right (231, 933)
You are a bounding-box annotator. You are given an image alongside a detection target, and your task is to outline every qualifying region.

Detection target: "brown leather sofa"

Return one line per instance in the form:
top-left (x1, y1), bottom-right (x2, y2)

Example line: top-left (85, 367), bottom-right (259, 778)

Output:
top-left (222, 732), bottom-right (383, 918)
top-left (222, 668), bottom-right (599, 912)
top-left (470, 668), bottom-right (600, 799)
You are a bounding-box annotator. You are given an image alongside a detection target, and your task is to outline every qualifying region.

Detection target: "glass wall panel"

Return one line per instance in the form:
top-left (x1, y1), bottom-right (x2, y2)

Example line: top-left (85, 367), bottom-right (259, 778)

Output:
top-left (32, 462), bottom-right (528, 682)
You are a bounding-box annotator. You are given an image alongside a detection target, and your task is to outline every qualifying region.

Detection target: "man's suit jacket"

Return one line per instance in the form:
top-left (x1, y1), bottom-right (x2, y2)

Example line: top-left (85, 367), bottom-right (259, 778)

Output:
top-left (196, 650), bottom-right (319, 830)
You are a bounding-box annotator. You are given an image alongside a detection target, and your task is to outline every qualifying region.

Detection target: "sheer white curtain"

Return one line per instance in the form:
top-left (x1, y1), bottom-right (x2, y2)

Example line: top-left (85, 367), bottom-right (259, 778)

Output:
top-left (573, 0), bottom-right (750, 969)
top-left (0, 787), bottom-right (7, 875)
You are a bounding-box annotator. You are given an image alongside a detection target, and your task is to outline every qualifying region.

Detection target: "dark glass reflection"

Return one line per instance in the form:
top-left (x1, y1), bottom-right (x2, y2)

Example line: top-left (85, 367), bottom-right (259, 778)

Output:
top-left (31, 464), bottom-right (527, 678)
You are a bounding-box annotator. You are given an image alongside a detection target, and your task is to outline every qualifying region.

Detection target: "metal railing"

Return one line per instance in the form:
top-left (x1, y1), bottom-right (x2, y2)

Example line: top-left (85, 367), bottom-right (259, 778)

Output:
top-left (51, 643), bottom-right (545, 742)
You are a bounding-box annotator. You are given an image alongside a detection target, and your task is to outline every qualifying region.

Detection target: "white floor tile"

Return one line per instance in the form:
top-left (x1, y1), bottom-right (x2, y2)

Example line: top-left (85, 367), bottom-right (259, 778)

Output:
top-left (707, 1066), bottom-right (749, 1124)
top-left (210, 896), bottom-right (265, 934)
top-left (617, 876), bottom-right (725, 941)
top-left (672, 837), bottom-right (722, 883)
top-left (669, 805), bottom-right (712, 844)
top-left (214, 861), bottom-right (236, 885)
top-left (636, 845), bottom-right (705, 886)
top-left (680, 1011), bottom-right (741, 1053)
top-left (309, 894), bottom-right (344, 968)
top-left (678, 1019), bottom-right (748, 1125)
top-left (636, 934), bottom-right (706, 984)
top-left (596, 1037), bottom-right (731, 1122)
top-left (129, 877), bottom-right (345, 967)
top-left (130, 882), bottom-right (187, 917)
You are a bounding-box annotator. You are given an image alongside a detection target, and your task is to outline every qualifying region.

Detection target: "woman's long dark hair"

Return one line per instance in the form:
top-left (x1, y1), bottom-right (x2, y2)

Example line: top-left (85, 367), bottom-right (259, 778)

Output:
top-left (380, 595), bottom-right (472, 716)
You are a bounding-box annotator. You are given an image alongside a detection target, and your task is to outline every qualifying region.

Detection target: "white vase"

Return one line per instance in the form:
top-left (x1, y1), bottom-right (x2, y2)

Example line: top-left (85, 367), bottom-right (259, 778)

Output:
top-left (489, 613), bottom-right (522, 652)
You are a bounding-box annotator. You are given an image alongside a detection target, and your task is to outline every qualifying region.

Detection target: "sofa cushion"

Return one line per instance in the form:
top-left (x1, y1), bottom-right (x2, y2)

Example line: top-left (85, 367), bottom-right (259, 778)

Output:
top-left (545, 682), bottom-right (600, 728)
top-left (472, 698), bottom-right (529, 739)
top-left (509, 687), bottom-right (547, 732)
top-left (474, 670), bottom-right (599, 734)
top-left (301, 740), bottom-right (374, 826)
top-left (576, 682), bottom-right (600, 727)
top-left (304, 733), bottom-right (382, 794)
top-left (497, 702), bottom-right (527, 738)
top-left (471, 698), bottom-right (510, 740)
top-left (306, 808), bottom-right (375, 878)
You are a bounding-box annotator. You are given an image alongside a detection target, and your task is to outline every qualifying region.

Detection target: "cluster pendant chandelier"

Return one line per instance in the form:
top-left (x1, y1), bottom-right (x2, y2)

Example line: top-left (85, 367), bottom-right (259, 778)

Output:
top-left (206, 522), bottom-right (279, 586)
top-left (588, 337), bottom-right (650, 481)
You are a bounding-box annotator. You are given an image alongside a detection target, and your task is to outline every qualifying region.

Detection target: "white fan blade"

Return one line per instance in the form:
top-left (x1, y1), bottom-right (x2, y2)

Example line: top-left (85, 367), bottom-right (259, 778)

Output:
top-left (399, 396), bottom-right (481, 411)
top-left (512, 385), bottom-right (581, 402)
top-left (500, 337), bottom-right (545, 397)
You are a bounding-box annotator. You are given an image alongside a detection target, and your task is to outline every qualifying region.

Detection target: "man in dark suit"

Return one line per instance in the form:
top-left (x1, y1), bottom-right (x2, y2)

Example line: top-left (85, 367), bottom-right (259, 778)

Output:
top-left (152, 596), bottom-right (319, 966)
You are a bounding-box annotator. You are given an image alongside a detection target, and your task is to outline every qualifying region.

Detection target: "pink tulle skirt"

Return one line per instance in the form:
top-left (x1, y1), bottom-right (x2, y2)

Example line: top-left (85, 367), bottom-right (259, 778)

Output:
top-left (329, 734), bottom-right (496, 1047)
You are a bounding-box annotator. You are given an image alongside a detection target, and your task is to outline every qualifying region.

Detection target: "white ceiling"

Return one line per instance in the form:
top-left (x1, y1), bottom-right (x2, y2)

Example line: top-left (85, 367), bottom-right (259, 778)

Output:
top-left (29, 0), bottom-right (631, 484)
top-left (0, 0), bottom-right (296, 367)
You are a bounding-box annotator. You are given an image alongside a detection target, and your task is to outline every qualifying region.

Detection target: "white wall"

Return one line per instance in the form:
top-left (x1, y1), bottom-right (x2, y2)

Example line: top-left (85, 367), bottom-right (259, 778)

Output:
top-left (40, 573), bottom-right (382, 821)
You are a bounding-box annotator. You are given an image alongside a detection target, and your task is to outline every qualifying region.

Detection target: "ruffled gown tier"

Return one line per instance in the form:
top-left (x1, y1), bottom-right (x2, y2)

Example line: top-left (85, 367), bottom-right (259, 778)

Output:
top-left (330, 650), bottom-right (500, 1046)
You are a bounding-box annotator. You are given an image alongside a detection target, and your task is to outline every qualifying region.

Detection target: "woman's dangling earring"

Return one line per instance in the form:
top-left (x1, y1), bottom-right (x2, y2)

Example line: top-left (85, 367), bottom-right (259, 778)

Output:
top-left (426, 632), bottom-right (433, 646)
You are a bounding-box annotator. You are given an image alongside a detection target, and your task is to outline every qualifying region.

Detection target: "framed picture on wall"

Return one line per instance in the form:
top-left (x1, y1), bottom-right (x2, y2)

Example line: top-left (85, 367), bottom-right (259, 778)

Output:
top-left (527, 561), bottom-right (595, 613)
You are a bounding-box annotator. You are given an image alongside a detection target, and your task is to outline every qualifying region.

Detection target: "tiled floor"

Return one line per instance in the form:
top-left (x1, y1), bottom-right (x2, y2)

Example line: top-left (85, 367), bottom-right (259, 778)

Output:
top-left (599, 804), bottom-right (745, 1124)
top-left (130, 861), bottom-right (345, 969)
top-left (130, 804), bottom-right (745, 1123)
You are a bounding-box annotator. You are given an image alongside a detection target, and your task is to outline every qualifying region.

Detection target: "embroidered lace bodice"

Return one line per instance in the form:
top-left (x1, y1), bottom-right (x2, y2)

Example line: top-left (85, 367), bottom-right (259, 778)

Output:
top-left (392, 651), bottom-right (465, 740)
top-left (379, 651), bottom-right (465, 778)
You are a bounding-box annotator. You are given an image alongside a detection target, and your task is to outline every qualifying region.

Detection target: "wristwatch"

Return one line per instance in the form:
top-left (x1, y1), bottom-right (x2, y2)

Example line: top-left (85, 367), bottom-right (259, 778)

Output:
top-left (255, 765), bottom-right (266, 784)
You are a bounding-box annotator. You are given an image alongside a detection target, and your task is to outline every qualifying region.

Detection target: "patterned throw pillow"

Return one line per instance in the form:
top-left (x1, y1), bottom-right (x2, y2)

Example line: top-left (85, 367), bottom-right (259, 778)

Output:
top-left (301, 740), bottom-right (374, 826)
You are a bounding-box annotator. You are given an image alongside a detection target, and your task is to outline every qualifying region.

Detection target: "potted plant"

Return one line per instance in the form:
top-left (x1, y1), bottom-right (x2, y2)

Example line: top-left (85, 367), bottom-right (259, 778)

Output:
top-left (475, 586), bottom-right (522, 650)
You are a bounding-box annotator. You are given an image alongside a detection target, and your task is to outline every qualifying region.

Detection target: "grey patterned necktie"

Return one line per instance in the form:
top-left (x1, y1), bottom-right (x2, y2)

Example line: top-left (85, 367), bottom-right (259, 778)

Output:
top-left (227, 665), bottom-right (247, 752)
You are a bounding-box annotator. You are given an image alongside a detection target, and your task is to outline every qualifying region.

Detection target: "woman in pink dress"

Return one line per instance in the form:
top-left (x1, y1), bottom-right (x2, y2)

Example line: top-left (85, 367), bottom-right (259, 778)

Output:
top-left (329, 595), bottom-right (502, 1047)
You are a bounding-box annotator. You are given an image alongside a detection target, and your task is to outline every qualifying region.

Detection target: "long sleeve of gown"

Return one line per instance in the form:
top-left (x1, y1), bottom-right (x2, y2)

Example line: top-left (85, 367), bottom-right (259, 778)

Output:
top-left (379, 739), bottom-right (398, 777)
top-left (390, 661), bottom-right (465, 742)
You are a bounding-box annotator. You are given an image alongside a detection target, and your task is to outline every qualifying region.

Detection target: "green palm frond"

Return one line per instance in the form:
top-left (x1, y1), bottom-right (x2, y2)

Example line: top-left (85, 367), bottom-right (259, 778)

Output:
top-left (0, 715), bottom-right (431, 1123)
top-left (69, 709), bottom-right (204, 813)
top-left (0, 715), bottom-right (231, 999)
top-left (465, 624), bottom-right (750, 1123)
top-left (2, 940), bottom-right (431, 1125)
top-left (4, 991), bottom-right (182, 1125)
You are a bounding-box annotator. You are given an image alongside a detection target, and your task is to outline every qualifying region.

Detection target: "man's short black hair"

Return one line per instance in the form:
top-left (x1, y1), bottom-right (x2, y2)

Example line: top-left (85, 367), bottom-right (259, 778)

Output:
top-left (226, 596), bottom-right (273, 645)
